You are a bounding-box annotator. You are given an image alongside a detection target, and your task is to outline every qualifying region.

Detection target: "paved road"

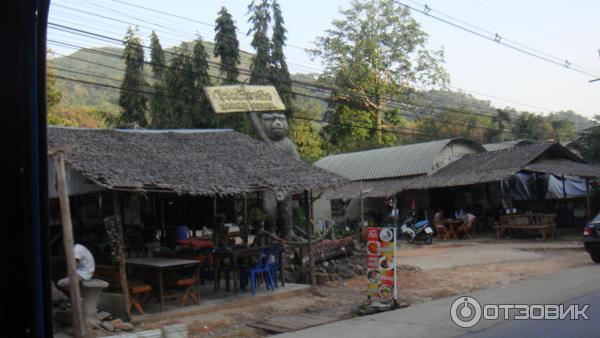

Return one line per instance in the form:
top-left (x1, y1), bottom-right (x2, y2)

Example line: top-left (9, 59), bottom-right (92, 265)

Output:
top-left (462, 290), bottom-right (600, 338)
top-left (278, 264), bottom-right (600, 338)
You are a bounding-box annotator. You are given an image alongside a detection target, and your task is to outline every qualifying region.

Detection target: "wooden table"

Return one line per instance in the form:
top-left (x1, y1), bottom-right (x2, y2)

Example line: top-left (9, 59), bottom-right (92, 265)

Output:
top-left (126, 257), bottom-right (201, 312)
top-left (496, 213), bottom-right (556, 239)
top-left (213, 246), bottom-right (271, 293)
top-left (443, 219), bottom-right (463, 240)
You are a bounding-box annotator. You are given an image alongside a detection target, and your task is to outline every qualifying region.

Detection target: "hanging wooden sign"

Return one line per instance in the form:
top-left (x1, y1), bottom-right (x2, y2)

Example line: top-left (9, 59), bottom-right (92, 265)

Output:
top-left (204, 85), bottom-right (286, 114)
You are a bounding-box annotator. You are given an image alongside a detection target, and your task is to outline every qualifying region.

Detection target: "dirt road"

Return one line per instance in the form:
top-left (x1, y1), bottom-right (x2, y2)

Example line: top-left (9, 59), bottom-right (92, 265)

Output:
top-left (137, 236), bottom-right (589, 337)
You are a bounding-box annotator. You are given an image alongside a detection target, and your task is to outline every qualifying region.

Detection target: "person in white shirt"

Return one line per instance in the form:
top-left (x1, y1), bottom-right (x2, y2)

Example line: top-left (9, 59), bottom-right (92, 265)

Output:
top-left (57, 243), bottom-right (95, 292)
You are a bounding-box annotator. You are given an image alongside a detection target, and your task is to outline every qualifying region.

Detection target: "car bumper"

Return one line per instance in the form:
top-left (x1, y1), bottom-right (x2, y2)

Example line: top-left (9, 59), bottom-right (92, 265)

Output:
top-left (583, 236), bottom-right (600, 253)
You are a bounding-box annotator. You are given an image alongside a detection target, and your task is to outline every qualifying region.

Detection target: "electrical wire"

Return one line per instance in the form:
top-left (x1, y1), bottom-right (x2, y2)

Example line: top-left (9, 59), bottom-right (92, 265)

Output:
top-left (47, 23), bottom-right (514, 132)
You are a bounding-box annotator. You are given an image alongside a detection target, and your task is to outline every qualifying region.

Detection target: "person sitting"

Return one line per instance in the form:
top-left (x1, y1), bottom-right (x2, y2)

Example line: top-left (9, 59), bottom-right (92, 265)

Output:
top-left (454, 208), bottom-right (465, 220)
top-left (56, 243), bottom-right (95, 296)
top-left (433, 209), bottom-right (446, 238)
top-left (458, 212), bottom-right (477, 239)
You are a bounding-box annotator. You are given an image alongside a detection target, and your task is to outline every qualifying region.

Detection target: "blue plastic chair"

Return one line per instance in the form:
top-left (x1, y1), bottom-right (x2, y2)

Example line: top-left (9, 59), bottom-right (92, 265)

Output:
top-left (269, 245), bottom-right (284, 288)
top-left (248, 249), bottom-right (275, 295)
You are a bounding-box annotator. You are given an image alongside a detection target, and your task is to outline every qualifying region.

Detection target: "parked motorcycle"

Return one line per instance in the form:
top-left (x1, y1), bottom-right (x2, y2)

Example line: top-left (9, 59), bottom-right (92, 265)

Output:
top-left (399, 212), bottom-right (434, 245)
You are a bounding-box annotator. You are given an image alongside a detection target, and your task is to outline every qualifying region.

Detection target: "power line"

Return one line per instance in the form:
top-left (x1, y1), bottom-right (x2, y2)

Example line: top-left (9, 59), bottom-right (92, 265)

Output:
top-left (53, 0), bottom-right (324, 73)
top-left (394, 0), bottom-right (600, 79)
top-left (47, 59), bottom-right (496, 139)
top-left (47, 24), bottom-right (512, 132)
top-left (49, 37), bottom-right (508, 136)
top-left (50, 0), bottom-right (572, 118)
top-left (49, 72), bottom-right (470, 141)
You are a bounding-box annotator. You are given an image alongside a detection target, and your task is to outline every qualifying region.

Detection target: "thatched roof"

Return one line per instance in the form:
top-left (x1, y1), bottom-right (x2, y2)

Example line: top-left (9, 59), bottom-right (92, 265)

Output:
top-left (524, 159), bottom-right (600, 178)
top-left (48, 127), bottom-right (347, 196)
top-left (406, 142), bottom-right (598, 190)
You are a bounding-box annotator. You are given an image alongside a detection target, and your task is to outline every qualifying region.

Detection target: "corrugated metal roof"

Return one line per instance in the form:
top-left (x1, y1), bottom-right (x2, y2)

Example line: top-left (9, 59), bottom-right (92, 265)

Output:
top-left (483, 139), bottom-right (535, 151)
top-left (322, 176), bottom-right (422, 199)
top-left (314, 138), bottom-right (485, 180)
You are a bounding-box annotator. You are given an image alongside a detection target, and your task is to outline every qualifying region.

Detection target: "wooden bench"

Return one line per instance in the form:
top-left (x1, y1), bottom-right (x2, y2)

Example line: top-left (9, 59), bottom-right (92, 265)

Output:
top-left (495, 214), bottom-right (556, 240)
top-left (94, 264), bottom-right (152, 315)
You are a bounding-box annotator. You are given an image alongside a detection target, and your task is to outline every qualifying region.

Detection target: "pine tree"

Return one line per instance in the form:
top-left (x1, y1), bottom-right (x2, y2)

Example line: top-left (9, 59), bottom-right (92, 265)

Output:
top-left (191, 36), bottom-right (215, 127)
top-left (118, 26), bottom-right (148, 127)
top-left (270, 0), bottom-right (292, 110)
top-left (214, 7), bottom-right (252, 133)
top-left (149, 31), bottom-right (169, 128)
top-left (247, 0), bottom-right (271, 85)
top-left (214, 7), bottom-right (240, 84)
top-left (165, 44), bottom-right (196, 128)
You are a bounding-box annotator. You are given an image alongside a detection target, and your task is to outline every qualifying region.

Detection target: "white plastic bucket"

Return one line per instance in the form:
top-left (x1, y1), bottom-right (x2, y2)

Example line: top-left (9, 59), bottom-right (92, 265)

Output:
top-left (161, 324), bottom-right (188, 338)
top-left (137, 329), bottom-right (162, 338)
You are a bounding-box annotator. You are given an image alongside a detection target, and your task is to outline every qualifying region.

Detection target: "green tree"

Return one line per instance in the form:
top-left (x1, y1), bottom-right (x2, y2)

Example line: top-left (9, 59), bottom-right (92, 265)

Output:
top-left (214, 7), bottom-right (240, 84)
top-left (415, 115), bottom-right (442, 142)
top-left (247, 0), bottom-right (271, 85)
top-left (46, 50), bottom-right (64, 124)
top-left (550, 119), bottom-right (576, 141)
top-left (579, 115), bottom-right (600, 163)
top-left (191, 36), bottom-right (215, 127)
top-left (118, 27), bottom-right (148, 127)
top-left (164, 44), bottom-right (196, 128)
top-left (149, 31), bottom-right (169, 128)
top-left (491, 108), bottom-right (512, 142)
top-left (312, 0), bottom-right (449, 149)
top-left (213, 9), bottom-right (252, 133)
top-left (289, 92), bottom-right (323, 162)
top-left (511, 112), bottom-right (552, 140)
top-left (270, 0), bottom-right (293, 110)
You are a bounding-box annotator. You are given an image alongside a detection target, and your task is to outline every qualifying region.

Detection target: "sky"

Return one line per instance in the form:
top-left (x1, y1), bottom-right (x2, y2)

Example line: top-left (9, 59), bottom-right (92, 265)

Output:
top-left (48, 0), bottom-right (600, 118)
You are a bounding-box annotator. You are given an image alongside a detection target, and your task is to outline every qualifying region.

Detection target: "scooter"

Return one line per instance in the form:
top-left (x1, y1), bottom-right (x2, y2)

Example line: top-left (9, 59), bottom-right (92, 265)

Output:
top-left (399, 212), bottom-right (434, 245)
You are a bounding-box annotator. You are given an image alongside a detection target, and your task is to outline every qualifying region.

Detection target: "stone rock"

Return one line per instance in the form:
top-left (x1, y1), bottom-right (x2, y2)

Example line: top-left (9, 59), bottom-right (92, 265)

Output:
top-left (112, 318), bottom-right (134, 331)
top-left (101, 321), bottom-right (114, 332)
top-left (98, 311), bottom-right (111, 321)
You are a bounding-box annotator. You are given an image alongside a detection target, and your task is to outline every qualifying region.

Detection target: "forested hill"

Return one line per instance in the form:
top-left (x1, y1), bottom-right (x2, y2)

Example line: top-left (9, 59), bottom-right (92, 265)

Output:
top-left (49, 40), bottom-right (254, 124)
top-left (49, 44), bottom-right (596, 131)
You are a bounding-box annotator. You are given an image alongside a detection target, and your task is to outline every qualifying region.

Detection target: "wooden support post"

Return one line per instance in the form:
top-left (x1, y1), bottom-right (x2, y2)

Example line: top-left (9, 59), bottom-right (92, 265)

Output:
top-left (160, 199), bottom-right (165, 242)
top-left (562, 175), bottom-right (568, 201)
top-left (212, 196), bottom-right (218, 246)
top-left (305, 190), bottom-right (316, 286)
top-left (586, 178), bottom-right (591, 221)
top-left (52, 150), bottom-right (86, 338)
top-left (243, 193), bottom-right (249, 246)
top-left (113, 192), bottom-right (132, 321)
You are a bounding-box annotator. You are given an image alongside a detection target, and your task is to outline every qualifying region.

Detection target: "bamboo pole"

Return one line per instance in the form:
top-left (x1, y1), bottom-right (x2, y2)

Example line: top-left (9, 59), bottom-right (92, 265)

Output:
top-left (52, 149), bottom-right (85, 338)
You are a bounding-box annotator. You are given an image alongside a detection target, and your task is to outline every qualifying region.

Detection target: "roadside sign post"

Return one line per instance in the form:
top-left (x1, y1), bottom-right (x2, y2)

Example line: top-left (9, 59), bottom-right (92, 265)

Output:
top-left (366, 227), bottom-right (397, 304)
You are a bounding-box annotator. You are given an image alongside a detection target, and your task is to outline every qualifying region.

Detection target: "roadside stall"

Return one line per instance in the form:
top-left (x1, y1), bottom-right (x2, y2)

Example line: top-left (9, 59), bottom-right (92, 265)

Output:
top-left (47, 126), bottom-right (345, 320)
